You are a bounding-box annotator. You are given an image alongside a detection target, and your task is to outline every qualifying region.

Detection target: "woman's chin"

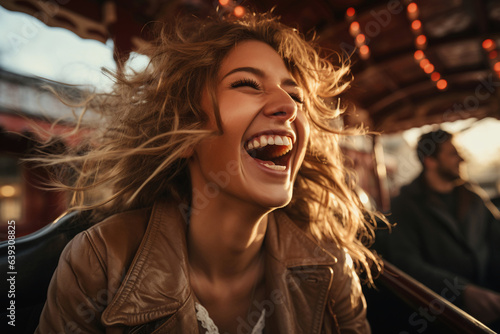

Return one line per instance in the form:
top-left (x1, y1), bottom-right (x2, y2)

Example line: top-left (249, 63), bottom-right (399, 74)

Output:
top-left (252, 190), bottom-right (293, 210)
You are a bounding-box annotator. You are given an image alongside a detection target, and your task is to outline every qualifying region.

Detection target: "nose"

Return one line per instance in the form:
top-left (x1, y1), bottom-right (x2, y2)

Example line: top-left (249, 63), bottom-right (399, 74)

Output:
top-left (262, 88), bottom-right (298, 123)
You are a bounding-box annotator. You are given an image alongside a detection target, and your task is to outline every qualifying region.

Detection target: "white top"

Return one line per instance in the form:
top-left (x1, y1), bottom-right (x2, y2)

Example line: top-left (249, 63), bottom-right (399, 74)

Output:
top-left (195, 302), bottom-right (266, 334)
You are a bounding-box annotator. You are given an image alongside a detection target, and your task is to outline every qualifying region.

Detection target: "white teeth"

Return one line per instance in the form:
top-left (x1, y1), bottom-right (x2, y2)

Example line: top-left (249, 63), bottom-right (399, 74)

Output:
top-left (253, 138), bottom-right (261, 149)
top-left (262, 163), bottom-right (286, 171)
top-left (246, 135), bottom-right (293, 150)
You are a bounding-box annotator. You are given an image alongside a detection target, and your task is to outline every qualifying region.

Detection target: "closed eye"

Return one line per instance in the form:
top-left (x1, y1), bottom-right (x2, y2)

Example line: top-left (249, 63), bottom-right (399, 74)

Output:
top-left (288, 93), bottom-right (304, 104)
top-left (230, 78), bottom-right (261, 90)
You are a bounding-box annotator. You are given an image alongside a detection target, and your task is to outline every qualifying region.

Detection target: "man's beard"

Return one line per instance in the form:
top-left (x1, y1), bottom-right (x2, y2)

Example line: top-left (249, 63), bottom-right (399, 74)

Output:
top-left (437, 164), bottom-right (461, 182)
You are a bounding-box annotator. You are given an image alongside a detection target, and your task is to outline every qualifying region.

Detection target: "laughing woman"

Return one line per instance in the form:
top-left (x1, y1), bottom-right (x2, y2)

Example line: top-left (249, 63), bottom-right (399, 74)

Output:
top-left (36, 11), bottom-right (381, 334)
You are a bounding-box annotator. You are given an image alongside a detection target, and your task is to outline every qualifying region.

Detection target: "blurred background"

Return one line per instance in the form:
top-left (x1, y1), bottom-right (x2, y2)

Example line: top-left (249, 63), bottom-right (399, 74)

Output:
top-left (0, 0), bottom-right (499, 239)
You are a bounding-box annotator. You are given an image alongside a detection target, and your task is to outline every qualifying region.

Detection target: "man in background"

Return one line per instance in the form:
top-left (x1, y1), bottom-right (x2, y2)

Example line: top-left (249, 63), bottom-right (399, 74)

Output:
top-left (379, 129), bottom-right (500, 329)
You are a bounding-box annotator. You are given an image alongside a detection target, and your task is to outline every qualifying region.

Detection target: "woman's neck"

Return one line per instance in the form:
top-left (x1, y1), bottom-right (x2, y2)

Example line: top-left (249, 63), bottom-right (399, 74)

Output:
top-left (187, 195), bottom-right (268, 334)
top-left (187, 194), bottom-right (269, 280)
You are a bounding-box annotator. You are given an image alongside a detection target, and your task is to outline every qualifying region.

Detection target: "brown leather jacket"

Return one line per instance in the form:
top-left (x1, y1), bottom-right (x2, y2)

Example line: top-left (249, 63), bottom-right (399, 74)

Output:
top-left (36, 200), bottom-right (370, 333)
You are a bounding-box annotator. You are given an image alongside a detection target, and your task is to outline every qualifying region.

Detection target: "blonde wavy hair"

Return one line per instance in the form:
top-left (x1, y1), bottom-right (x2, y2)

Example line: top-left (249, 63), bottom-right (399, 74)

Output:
top-left (40, 12), bottom-right (382, 280)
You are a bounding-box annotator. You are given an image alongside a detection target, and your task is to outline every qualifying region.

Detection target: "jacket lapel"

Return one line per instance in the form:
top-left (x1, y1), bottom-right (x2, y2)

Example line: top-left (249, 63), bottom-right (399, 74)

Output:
top-left (264, 211), bottom-right (337, 334)
top-left (102, 200), bottom-right (198, 331)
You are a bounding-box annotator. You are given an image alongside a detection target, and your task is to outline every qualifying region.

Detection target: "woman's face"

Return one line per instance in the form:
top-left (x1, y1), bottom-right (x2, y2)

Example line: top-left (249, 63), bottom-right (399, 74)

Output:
top-left (189, 40), bottom-right (310, 210)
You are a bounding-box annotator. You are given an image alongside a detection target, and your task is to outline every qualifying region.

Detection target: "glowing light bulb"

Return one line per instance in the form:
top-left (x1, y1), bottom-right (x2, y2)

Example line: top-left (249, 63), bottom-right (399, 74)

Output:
top-left (424, 64), bottom-right (435, 74)
top-left (411, 20), bottom-right (422, 31)
top-left (416, 35), bottom-right (427, 46)
top-left (482, 39), bottom-right (495, 51)
top-left (419, 58), bottom-right (430, 68)
top-left (233, 6), bottom-right (245, 17)
top-left (407, 3), bottom-right (418, 13)
top-left (356, 34), bottom-right (366, 45)
top-left (414, 50), bottom-right (424, 60)
top-left (431, 72), bottom-right (441, 81)
top-left (350, 21), bottom-right (360, 36)
top-left (407, 3), bottom-right (419, 19)
top-left (359, 45), bottom-right (370, 59)
top-left (437, 79), bottom-right (447, 90)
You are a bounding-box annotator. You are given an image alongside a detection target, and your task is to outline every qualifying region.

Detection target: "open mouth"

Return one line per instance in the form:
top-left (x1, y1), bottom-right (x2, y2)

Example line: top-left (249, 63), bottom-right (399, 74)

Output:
top-left (244, 134), bottom-right (294, 171)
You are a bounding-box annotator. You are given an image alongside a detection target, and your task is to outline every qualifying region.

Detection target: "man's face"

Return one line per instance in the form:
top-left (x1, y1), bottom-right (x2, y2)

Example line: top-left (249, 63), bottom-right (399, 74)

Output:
top-left (435, 140), bottom-right (464, 181)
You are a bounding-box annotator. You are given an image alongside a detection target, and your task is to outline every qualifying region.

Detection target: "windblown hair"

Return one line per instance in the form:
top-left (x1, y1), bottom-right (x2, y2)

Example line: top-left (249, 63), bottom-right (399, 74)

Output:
top-left (39, 12), bottom-right (382, 280)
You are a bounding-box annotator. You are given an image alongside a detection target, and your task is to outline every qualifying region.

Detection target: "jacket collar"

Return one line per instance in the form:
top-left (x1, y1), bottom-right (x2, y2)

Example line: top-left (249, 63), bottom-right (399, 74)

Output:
top-left (263, 211), bottom-right (338, 334)
top-left (266, 210), bottom-right (338, 268)
top-left (101, 200), bottom-right (337, 328)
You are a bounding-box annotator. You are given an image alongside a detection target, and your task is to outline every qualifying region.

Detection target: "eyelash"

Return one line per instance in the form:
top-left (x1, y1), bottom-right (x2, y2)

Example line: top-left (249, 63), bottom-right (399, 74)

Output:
top-left (230, 78), bottom-right (261, 90)
top-left (230, 79), bottom-right (304, 104)
top-left (289, 93), bottom-right (304, 104)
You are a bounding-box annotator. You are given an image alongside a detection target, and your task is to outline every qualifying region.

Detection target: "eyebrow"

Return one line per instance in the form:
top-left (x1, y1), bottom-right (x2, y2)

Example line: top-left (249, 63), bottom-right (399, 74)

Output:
top-left (221, 66), bottom-right (299, 88)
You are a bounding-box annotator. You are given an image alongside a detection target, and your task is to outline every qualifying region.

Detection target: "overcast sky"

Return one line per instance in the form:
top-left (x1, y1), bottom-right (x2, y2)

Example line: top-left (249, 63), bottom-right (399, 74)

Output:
top-left (0, 5), bottom-right (146, 91)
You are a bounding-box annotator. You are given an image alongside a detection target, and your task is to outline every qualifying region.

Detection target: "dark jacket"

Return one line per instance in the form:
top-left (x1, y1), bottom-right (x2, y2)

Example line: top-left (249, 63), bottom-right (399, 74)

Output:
top-left (377, 174), bottom-right (500, 306)
top-left (36, 200), bottom-right (370, 333)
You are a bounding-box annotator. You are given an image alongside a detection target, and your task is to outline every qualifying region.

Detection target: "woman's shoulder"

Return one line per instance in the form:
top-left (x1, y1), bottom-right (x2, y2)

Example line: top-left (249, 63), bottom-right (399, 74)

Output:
top-left (37, 206), bottom-right (155, 332)
top-left (55, 205), bottom-right (154, 279)
top-left (51, 206), bottom-right (155, 301)
top-left (87, 206), bottom-right (153, 241)
top-left (81, 206), bottom-right (153, 262)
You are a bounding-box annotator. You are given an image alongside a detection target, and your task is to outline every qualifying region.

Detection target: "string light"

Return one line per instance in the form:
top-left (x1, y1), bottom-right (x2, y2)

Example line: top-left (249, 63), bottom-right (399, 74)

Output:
top-left (424, 64), bottom-right (435, 74)
top-left (407, 3), bottom-right (418, 14)
top-left (411, 20), bottom-right (422, 31)
top-left (414, 50), bottom-right (425, 60)
top-left (419, 58), bottom-right (430, 68)
top-left (407, 2), bottom-right (419, 20)
top-left (233, 5), bottom-right (245, 17)
top-left (406, 1), bottom-right (447, 90)
top-left (481, 38), bottom-right (500, 78)
top-left (482, 39), bottom-right (495, 51)
top-left (431, 72), bottom-right (441, 81)
top-left (436, 79), bottom-right (447, 90)
top-left (356, 34), bottom-right (366, 45)
top-left (217, 1), bottom-right (247, 18)
top-left (346, 7), bottom-right (356, 18)
top-left (359, 45), bottom-right (370, 59)
top-left (350, 21), bottom-right (360, 36)
top-left (416, 34), bottom-right (427, 48)
top-left (346, 7), bottom-right (370, 61)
